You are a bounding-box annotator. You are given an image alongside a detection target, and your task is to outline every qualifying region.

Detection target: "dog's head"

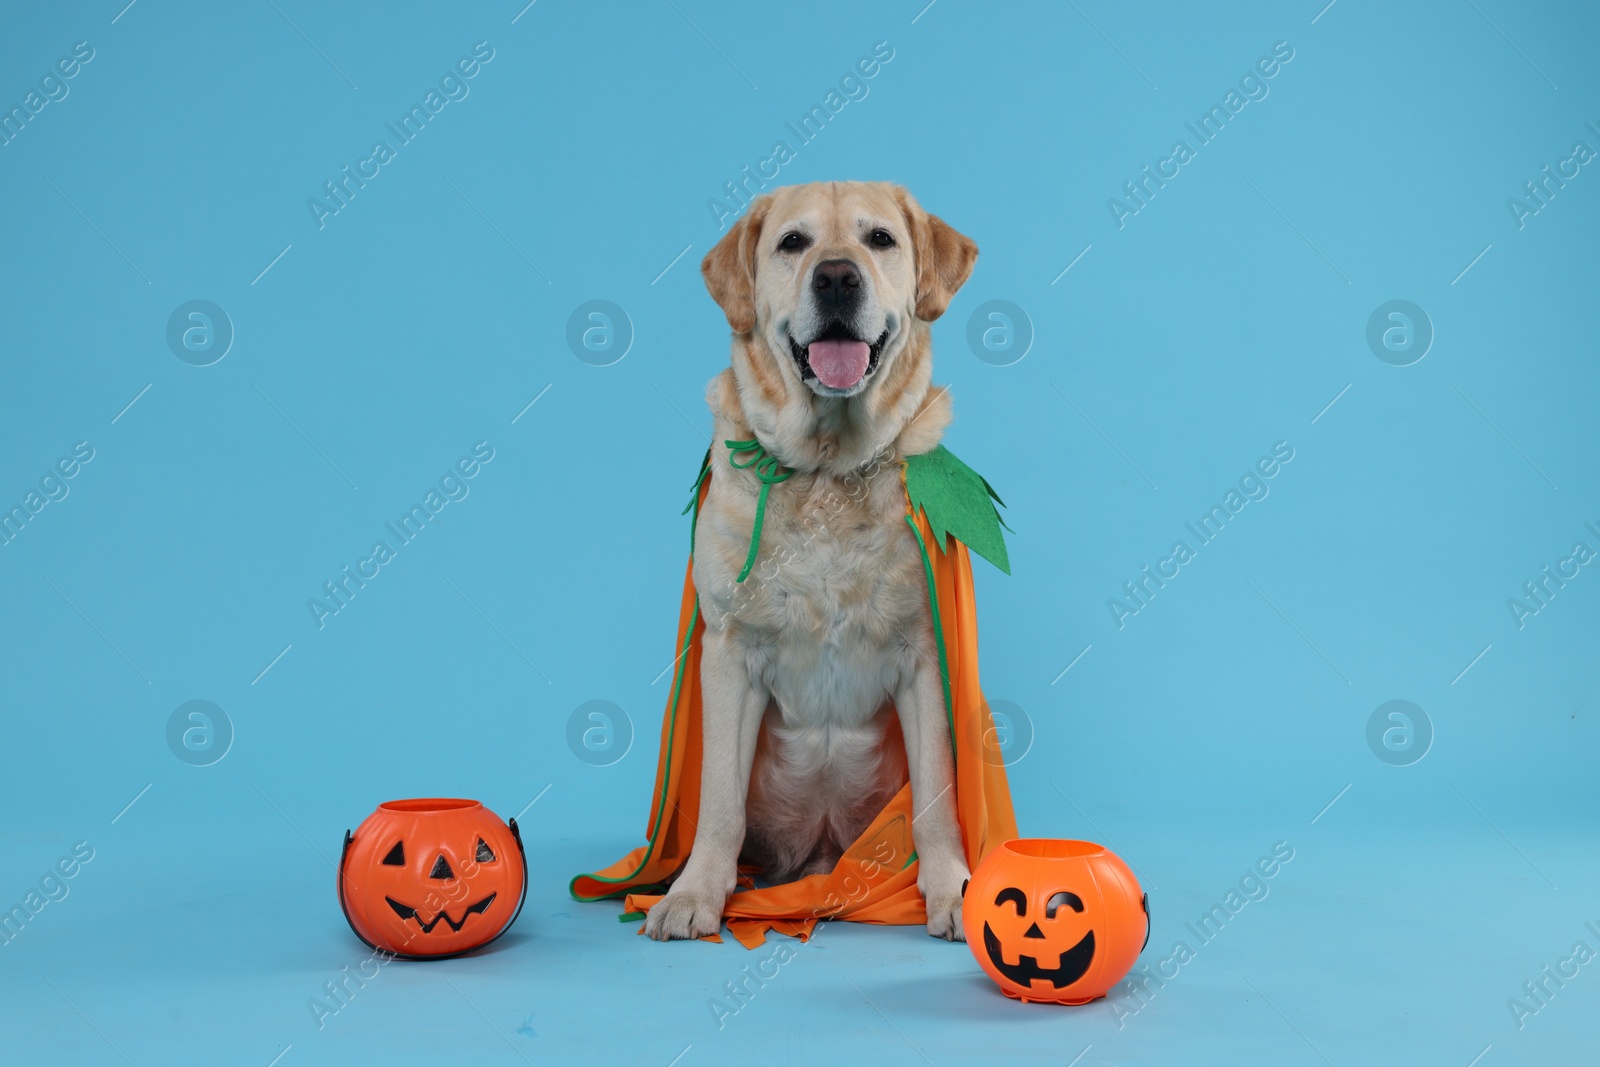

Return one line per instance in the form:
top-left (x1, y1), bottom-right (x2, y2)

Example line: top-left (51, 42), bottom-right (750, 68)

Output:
top-left (703, 182), bottom-right (977, 403)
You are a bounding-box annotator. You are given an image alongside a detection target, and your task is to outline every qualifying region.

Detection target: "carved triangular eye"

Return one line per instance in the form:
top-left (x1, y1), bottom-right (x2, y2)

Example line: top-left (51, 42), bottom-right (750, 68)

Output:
top-left (475, 837), bottom-right (496, 863)
top-left (381, 841), bottom-right (405, 866)
top-left (429, 854), bottom-right (454, 879)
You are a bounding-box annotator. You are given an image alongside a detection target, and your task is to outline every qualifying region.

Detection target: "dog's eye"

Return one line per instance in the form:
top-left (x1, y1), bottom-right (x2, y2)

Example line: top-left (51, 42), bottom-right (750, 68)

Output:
top-left (779, 231), bottom-right (809, 252)
top-left (869, 229), bottom-right (895, 248)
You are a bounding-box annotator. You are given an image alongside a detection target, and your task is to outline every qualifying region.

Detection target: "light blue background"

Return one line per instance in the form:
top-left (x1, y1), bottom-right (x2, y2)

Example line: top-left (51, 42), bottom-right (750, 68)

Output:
top-left (1, 1), bottom-right (1596, 1064)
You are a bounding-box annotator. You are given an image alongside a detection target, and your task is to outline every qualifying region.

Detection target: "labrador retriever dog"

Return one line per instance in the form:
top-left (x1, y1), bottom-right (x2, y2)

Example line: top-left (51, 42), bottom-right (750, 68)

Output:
top-left (643, 180), bottom-right (979, 942)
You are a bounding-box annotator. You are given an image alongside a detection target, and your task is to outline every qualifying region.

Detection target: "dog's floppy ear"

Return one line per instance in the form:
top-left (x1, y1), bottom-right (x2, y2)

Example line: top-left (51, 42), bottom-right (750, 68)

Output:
top-left (897, 188), bottom-right (978, 322)
top-left (702, 198), bottom-right (771, 334)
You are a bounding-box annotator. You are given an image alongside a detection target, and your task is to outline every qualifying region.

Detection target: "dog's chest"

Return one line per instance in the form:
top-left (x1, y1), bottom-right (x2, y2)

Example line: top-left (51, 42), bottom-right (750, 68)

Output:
top-left (697, 461), bottom-right (929, 698)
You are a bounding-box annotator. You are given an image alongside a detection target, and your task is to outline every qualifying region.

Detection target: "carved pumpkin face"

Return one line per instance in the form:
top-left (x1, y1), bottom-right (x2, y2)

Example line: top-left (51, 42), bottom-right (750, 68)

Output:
top-left (339, 799), bottom-right (526, 959)
top-left (962, 839), bottom-right (1147, 1004)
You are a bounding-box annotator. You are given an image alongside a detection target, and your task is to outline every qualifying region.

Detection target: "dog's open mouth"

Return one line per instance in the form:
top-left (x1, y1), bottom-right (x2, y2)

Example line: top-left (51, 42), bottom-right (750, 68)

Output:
top-left (789, 323), bottom-right (888, 392)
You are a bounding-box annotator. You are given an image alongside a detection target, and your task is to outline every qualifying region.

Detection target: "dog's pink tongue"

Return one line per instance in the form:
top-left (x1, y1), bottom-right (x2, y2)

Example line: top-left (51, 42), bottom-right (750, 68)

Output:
top-left (807, 339), bottom-right (870, 389)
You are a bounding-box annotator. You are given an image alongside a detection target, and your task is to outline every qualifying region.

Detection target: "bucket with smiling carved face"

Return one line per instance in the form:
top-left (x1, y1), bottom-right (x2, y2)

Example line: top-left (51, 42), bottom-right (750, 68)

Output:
top-left (962, 839), bottom-right (1148, 1004)
top-left (339, 799), bottom-right (527, 960)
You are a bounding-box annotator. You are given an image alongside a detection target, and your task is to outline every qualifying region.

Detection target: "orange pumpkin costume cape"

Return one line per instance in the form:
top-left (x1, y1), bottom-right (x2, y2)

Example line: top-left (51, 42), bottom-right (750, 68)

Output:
top-left (570, 443), bottom-right (1017, 948)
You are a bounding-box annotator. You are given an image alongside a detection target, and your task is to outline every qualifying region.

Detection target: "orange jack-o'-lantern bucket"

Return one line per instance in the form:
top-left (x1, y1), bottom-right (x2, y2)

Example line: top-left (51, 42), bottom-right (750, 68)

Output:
top-left (962, 838), bottom-right (1149, 1004)
top-left (338, 798), bottom-right (527, 960)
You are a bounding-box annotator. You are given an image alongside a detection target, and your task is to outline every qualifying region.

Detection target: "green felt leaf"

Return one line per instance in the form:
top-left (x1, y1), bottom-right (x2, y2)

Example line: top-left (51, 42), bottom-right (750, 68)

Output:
top-left (904, 444), bottom-right (1011, 574)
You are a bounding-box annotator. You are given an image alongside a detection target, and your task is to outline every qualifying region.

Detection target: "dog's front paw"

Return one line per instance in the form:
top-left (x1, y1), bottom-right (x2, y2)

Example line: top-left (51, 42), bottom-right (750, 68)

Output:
top-left (920, 865), bottom-right (969, 942)
top-left (643, 885), bottom-right (727, 941)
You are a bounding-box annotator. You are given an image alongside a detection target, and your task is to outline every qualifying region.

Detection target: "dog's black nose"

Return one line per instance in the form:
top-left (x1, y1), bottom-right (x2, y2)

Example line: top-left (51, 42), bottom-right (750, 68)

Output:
top-left (811, 259), bottom-right (862, 313)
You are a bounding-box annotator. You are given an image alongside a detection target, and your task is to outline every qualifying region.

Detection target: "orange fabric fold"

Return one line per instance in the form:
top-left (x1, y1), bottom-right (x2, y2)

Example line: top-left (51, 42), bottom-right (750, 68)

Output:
top-left (570, 468), bottom-right (1017, 947)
